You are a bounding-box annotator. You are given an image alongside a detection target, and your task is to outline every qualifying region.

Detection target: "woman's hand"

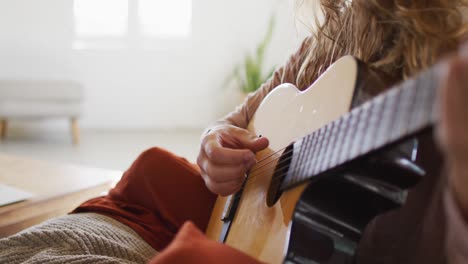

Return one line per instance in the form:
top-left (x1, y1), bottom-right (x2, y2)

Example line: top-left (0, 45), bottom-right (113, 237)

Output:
top-left (437, 46), bottom-right (468, 221)
top-left (197, 125), bottom-right (269, 196)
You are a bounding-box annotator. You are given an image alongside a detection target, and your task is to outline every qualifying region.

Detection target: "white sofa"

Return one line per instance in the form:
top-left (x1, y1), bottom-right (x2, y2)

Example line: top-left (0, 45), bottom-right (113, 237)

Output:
top-left (0, 80), bottom-right (83, 144)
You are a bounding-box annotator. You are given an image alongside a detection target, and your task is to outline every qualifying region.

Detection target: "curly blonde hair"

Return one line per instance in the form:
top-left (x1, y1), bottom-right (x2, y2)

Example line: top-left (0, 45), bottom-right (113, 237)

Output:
top-left (296, 0), bottom-right (468, 89)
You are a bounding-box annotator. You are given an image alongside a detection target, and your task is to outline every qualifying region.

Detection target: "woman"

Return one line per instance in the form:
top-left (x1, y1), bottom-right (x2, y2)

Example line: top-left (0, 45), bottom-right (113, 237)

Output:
top-left (1, 0), bottom-right (467, 263)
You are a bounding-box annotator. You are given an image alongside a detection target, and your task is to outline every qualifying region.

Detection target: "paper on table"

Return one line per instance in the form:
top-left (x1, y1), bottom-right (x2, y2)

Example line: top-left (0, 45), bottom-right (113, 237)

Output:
top-left (0, 183), bottom-right (33, 207)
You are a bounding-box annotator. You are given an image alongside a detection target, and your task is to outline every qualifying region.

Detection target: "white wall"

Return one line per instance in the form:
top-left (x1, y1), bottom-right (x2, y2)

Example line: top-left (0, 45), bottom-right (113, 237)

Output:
top-left (0, 0), bottom-right (309, 131)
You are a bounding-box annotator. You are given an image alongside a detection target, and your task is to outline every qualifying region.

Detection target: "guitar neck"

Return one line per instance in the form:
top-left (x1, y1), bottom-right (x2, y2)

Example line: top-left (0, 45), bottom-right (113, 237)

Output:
top-left (280, 65), bottom-right (441, 191)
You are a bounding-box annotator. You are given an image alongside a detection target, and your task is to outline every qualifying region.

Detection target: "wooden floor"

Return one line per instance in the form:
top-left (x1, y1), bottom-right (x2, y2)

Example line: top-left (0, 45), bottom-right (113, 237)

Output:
top-left (0, 153), bottom-right (121, 237)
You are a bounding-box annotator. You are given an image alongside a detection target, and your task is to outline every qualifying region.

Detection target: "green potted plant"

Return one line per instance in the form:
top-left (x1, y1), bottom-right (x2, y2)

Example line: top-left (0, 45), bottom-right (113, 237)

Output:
top-left (227, 16), bottom-right (276, 94)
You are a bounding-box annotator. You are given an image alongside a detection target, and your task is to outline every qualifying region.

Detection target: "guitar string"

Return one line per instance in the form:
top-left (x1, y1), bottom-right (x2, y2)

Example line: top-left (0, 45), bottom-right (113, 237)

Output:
top-left (226, 149), bottom-right (299, 204)
top-left (247, 149), bottom-right (290, 177)
top-left (246, 100), bottom-right (364, 184)
top-left (246, 134), bottom-right (314, 175)
top-left (243, 107), bottom-right (408, 190)
top-left (246, 106), bottom-right (365, 184)
top-left (231, 143), bottom-right (336, 206)
top-left (247, 147), bottom-right (288, 172)
top-left (229, 155), bottom-right (313, 205)
top-left (245, 127), bottom-right (325, 180)
top-left (237, 141), bottom-right (298, 178)
top-left (241, 72), bottom-right (379, 184)
top-left (226, 70), bottom-right (433, 204)
top-left (208, 141), bottom-right (305, 208)
top-left (247, 154), bottom-right (292, 181)
top-left (241, 125), bottom-right (402, 201)
top-left (218, 120), bottom-right (330, 203)
top-left (245, 145), bottom-right (311, 185)
top-left (247, 136), bottom-right (315, 182)
top-left (246, 146), bottom-right (312, 189)
top-left (228, 109), bottom-right (356, 202)
top-left (232, 139), bottom-right (359, 204)
top-left (220, 144), bottom-right (309, 204)
top-left (247, 154), bottom-right (308, 187)
top-left (240, 137), bottom-right (311, 184)
top-left (245, 136), bottom-right (338, 189)
top-left (244, 159), bottom-right (292, 189)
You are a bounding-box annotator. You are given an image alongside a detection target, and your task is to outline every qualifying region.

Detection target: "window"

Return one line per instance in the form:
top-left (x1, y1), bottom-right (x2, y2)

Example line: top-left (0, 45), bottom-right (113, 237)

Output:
top-left (139, 0), bottom-right (192, 38)
top-left (73, 0), bottom-right (192, 49)
top-left (74, 0), bottom-right (128, 37)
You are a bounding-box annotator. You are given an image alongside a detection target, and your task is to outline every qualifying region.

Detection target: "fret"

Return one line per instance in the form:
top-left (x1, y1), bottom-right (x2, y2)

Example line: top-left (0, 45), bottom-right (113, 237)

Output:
top-left (310, 125), bottom-right (330, 177)
top-left (425, 69), bottom-right (439, 124)
top-left (322, 119), bottom-right (341, 171)
top-left (289, 139), bottom-right (304, 184)
top-left (316, 122), bottom-right (332, 173)
top-left (333, 114), bottom-right (351, 166)
top-left (301, 129), bottom-right (321, 181)
top-left (305, 132), bottom-right (320, 175)
top-left (421, 67), bottom-right (440, 127)
top-left (322, 118), bottom-right (341, 170)
top-left (337, 108), bottom-right (360, 164)
top-left (350, 106), bottom-right (365, 155)
top-left (328, 117), bottom-right (346, 169)
top-left (407, 72), bottom-right (433, 133)
top-left (374, 88), bottom-right (400, 148)
top-left (295, 134), bottom-right (313, 183)
top-left (300, 135), bottom-right (313, 166)
top-left (300, 132), bottom-right (316, 182)
top-left (287, 140), bottom-right (301, 184)
top-left (309, 127), bottom-right (327, 177)
top-left (388, 79), bottom-right (418, 142)
top-left (349, 101), bottom-right (372, 158)
top-left (361, 95), bottom-right (385, 152)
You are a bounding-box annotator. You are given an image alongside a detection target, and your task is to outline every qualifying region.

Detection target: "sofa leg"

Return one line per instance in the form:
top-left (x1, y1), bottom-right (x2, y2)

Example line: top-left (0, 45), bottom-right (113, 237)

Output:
top-left (0, 119), bottom-right (7, 141)
top-left (71, 118), bottom-right (80, 145)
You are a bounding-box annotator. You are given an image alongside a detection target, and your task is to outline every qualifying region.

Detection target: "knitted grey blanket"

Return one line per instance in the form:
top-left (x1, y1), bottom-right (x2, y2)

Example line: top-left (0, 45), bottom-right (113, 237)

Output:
top-left (0, 213), bottom-right (157, 263)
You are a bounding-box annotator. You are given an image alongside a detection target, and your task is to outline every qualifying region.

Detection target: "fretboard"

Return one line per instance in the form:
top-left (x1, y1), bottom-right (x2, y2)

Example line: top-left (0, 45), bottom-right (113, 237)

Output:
top-left (280, 66), bottom-right (440, 191)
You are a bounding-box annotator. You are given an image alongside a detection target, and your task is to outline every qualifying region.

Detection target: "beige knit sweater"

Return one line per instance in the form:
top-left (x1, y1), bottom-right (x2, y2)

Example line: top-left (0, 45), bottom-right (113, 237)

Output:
top-left (0, 213), bottom-right (157, 263)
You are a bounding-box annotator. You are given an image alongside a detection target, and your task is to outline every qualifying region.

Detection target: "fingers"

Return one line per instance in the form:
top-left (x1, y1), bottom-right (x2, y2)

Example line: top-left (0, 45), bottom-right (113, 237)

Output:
top-left (198, 154), bottom-right (252, 183)
top-left (197, 124), bottom-right (269, 196)
top-left (247, 137), bottom-right (270, 153)
top-left (204, 176), bottom-right (244, 197)
top-left (201, 126), bottom-right (269, 166)
top-left (197, 148), bottom-right (254, 196)
top-left (203, 139), bottom-right (255, 166)
top-left (227, 129), bottom-right (270, 153)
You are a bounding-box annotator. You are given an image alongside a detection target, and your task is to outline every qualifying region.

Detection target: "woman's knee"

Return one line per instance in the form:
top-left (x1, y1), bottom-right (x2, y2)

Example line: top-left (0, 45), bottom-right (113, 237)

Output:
top-left (132, 147), bottom-right (200, 177)
top-left (137, 147), bottom-right (180, 166)
top-left (110, 147), bottom-right (201, 200)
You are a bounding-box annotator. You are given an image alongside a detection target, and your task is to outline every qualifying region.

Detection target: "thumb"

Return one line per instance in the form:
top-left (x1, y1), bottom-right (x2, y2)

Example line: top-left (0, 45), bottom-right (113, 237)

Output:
top-left (236, 134), bottom-right (269, 153)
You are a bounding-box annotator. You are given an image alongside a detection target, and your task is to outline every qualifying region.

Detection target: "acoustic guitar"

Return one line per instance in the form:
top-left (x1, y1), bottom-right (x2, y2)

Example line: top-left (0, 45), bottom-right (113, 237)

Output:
top-left (206, 56), bottom-right (440, 263)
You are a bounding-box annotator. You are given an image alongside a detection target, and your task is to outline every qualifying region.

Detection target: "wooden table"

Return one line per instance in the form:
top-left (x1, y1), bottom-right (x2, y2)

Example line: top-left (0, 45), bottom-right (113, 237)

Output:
top-left (0, 154), bottom-right (121, 238)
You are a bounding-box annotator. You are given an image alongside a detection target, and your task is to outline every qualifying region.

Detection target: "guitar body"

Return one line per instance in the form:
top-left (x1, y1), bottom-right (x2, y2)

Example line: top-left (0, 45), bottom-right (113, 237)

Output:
top-left (206, 56), bottom-right (361, 263)
top-left (206, 53), bottom-right (433, 263)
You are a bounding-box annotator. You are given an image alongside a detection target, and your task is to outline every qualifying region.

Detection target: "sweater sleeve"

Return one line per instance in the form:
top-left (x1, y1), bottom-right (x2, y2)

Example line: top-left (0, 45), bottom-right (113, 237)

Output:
top-left (209, 37), bottom-right (311, 130)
